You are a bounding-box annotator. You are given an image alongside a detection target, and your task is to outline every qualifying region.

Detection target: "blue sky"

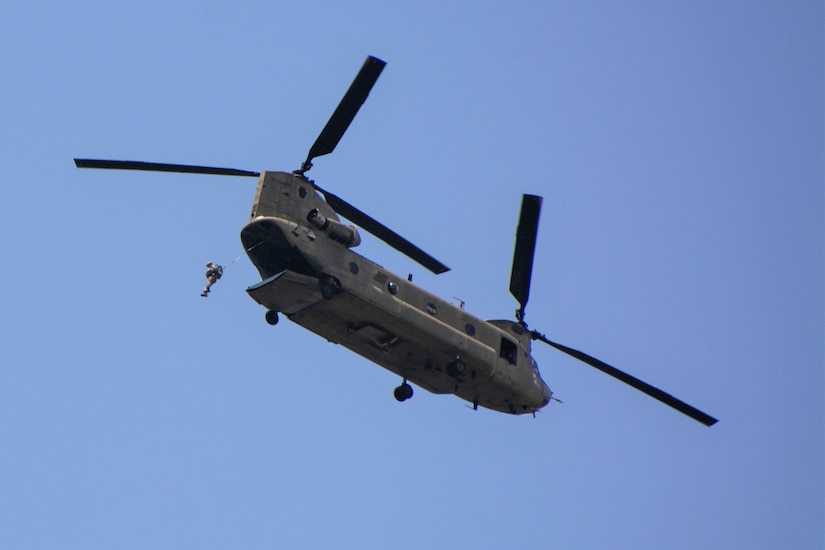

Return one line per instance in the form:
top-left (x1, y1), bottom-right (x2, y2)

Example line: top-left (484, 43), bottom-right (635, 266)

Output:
top-left (1, 1), bottom-right (822, 549)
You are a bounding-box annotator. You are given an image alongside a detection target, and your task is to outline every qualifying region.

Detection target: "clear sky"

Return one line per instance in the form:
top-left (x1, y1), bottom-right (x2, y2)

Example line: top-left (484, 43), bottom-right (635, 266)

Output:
top-left (1, 1), bottom-right (822, 549)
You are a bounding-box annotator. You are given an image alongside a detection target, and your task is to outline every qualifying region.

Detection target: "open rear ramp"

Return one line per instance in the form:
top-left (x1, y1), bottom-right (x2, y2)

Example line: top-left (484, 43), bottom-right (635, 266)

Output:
top-left (246, 270), bottom-right (324, 315)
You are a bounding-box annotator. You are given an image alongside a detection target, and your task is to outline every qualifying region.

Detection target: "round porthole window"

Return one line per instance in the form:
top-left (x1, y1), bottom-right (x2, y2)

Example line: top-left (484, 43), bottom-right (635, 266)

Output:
top-left (387, 282), bottom-right (399, 295)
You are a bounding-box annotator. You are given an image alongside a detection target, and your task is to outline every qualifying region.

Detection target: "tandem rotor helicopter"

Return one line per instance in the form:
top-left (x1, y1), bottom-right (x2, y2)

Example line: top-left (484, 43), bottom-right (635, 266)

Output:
top-left (75, 55), bottom-right (717, 425)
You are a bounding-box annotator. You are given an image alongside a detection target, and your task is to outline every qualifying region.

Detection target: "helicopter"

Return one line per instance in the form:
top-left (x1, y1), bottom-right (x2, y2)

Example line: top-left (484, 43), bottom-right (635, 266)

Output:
top-left (75, 55), bottom-right (717, 425)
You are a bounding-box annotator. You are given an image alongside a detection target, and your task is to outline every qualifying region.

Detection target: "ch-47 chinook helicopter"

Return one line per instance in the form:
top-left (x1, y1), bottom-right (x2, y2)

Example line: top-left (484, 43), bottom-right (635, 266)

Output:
top-left (75, 55), bottom-right (717, 426)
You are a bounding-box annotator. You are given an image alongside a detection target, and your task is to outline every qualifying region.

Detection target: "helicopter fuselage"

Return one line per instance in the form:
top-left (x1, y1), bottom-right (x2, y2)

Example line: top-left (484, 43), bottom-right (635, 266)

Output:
top-left (241, 170), bottom-right (552, 414)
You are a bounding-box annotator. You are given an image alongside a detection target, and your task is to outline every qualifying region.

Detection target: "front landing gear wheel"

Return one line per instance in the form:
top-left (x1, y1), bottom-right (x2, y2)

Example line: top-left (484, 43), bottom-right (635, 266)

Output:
top-left (265, 310), bottom-right (279, 325)
top-left (393, 382), bottom-right (414, 402)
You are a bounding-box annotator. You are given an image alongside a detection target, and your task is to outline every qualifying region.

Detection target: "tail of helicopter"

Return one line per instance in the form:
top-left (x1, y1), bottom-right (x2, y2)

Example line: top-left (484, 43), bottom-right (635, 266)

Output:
top-left (248, 171), bottom-right (335, 222)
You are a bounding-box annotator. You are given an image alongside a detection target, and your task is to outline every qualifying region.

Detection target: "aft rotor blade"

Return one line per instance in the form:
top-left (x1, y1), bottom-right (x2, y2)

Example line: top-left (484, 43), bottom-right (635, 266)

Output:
top-left (510, 194), bottom-right (543, 321)
top-left (533, 332), bottom-right (718, 426)
top-left (303, 56), bottom-right (386, 170)
top-left (314, 184), bottom-right (450, 274)
top-left (74, 159), bottom-right (260, 178)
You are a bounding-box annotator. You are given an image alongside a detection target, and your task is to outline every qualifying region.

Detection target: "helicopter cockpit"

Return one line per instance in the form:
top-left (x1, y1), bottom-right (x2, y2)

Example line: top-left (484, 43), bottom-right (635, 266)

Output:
top-left (532, 356), bottom-right (553, 407)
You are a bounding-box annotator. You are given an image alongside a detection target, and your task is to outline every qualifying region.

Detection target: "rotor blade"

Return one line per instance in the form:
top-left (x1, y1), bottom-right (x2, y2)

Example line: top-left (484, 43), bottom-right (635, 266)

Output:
top-left (303, 56), bottom-right (386, 168)
top-left (533, 332), bottom-right (718, 426)
top-left (510, 194), bottom-right (543, 321)
top-left (314, 184), bottom-right (449, 274)
top-left (74, 159), bottom-right (260, 178)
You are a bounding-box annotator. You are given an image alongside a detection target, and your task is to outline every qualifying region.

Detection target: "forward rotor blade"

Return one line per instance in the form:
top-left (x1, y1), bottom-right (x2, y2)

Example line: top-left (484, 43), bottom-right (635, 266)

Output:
top-left (314, 184), bottom-right (449, 274)
top-left (302, 56), bottom-right (386, 170)
top-left (532, 332), bottom-right (718, 426)
top-left (510, 194), bottom-right (543, 321)
top-left (74, 159), bottom-right (260, 178)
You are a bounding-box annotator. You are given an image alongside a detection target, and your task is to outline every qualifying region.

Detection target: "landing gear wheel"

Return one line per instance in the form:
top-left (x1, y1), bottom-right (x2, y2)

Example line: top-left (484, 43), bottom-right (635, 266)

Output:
top-left (446, 359), bottom-right (466, 378)
top-left (319, 275), bottom-right (342, 299)
top-left (265, 310), bottom-right (280, 326)
top-left (393, 386), bottom-right (405, 402)
top-left (393, 382), bottom-right (414, 402)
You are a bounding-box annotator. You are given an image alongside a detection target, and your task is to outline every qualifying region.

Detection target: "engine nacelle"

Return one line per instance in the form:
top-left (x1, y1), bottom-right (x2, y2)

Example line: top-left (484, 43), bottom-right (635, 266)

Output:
top-left (307, 209), bottom-right (361, 248)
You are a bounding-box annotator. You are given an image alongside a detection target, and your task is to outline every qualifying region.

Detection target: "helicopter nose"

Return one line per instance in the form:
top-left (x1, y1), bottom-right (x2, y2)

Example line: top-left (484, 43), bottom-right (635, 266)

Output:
top-left (541, 383), bottom-right (553, 407)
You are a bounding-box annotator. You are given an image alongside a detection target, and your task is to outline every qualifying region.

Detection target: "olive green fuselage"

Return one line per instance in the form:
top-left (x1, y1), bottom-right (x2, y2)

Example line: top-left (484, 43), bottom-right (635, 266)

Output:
top-left (242, 171), bottom-right (551, 414)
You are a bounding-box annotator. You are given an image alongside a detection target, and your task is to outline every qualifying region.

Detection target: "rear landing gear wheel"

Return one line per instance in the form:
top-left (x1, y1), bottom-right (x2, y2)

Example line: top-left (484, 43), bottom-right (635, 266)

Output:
top-left (265, 310), bottom-right (279, 325)
top-left (393, 382), bottom-right (414, 402)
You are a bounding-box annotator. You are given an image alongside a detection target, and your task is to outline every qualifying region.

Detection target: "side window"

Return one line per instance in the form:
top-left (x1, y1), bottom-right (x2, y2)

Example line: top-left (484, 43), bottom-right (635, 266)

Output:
top-left (500, 338), bottom-right (517, 366)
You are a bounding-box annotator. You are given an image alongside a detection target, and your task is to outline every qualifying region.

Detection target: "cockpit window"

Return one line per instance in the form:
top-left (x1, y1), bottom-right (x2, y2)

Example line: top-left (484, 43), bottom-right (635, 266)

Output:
top-left (500, 338), bottom-right (517, 365)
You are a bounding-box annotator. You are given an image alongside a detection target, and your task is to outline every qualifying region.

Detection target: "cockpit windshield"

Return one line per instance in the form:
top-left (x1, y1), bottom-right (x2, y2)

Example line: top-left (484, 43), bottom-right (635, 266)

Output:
top-left (530, 356), bottom-right (552, 406)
